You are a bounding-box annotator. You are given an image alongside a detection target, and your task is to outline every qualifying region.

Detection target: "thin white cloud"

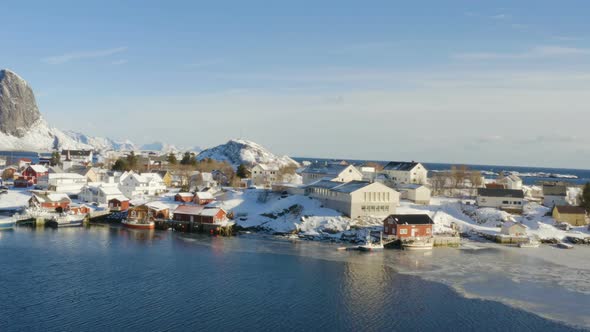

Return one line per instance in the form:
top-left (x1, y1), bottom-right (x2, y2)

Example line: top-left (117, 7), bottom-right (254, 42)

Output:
top-left (453, 45), bottom-right (590, 60)
top-left (111, 59), bottom-right (128, 65)
top-left (42, 47), bottom-right (128, 65)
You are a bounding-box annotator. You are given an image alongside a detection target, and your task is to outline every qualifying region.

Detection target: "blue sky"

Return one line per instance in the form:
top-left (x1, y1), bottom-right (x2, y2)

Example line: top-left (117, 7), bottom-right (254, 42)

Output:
top-left (2, 1), bottom-right (590, 168)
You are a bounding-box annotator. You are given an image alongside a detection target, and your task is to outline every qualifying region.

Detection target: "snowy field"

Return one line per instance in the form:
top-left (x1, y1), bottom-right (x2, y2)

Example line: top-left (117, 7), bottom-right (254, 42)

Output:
top-left (207, 188), bottom-right (590, 242)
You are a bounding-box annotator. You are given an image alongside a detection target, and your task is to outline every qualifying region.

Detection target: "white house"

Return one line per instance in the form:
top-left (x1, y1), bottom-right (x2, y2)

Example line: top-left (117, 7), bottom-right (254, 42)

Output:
top-left (476, 188), bottom-right (525, 212)
top-left (36, 173), bottom-right (88, 195)
top-left (251, 163), bottom-right (280, 187)
top-left (397, 184), bottom-right (431, 205)
top-left (306, 180), bottom-right (400, 219)
top-left (360, 166), bottom-right (376, 182)
top-left (79, 183), bottom-right (126, 204)
top-left (542, 184), bottom-right (568, 207)
top-left (496, 174), bottom-right (523, 190)
top-left (380, 161), bottom-right (428, 185)
top-left (301, 163), bottom-right (363, 185)
top-left (501, 221), bottom-right (527, 236)
top-left (119, 172), bottom-right (166, 199)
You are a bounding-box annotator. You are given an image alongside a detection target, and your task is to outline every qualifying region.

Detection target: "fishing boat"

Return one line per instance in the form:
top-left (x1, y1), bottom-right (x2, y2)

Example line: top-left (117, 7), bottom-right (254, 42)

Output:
top-left (0, 217), bottom-right (15, 230)
top-left (518, 238), bottom-right (541, 248)
top-left (359, 232), bottom-right (384, 251)
top-left (402, 238), bottom-right (434, 251)
top-left (121, 219), bottom-right (155, 230)
top-left (46, 214), bottom-right (85, 228)
top-left (557, 242), bottom-right (574, 249)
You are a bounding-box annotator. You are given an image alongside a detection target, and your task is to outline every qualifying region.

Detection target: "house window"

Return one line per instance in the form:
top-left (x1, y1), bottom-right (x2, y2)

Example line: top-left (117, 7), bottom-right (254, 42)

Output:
top-left (400, 229), bottom-right (408, 235)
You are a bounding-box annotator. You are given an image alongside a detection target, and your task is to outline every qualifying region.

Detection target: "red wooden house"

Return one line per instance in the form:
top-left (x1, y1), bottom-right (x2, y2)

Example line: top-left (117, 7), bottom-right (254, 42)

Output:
top-left (29, 192), bottom-right (72, 211)
top-left (193, 192), bottom-right (215, 205)
top-left (173, 206), bottom-right (226, 224)
top-left (174, 192), bottom-right (195, 203)
top-left (22, 165), bottom-right (48, 185)
top-left (108, 197), bottom-right (130, 212)
top-left (383, 214), bottom-right (434, 239)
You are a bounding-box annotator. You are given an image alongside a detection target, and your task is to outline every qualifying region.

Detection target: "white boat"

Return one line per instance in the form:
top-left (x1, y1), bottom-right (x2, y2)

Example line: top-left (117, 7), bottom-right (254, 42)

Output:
top-left (403, 238), bottom-right (434, 251)
top-left (0, 217), bottom-right (15, 230)
top-left (557, 242), bottom-right (574, 249)
top-left (122, 219), bottom-right (155, 230)
top-left (359, 232), bottom-right (384, 251)
top-left (47, 214), bottom-right (86, 228)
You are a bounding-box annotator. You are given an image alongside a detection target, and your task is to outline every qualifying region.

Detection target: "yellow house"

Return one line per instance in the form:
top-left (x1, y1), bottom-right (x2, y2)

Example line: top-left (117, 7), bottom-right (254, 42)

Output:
top-left (151, 170), bottom-right (172, 187)
top-left (552, 205), bottom-right (587, 226)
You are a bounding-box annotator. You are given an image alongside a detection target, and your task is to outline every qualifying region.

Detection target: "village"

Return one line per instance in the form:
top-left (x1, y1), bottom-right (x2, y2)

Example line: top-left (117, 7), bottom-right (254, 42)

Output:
top-left (0, 140), bottom-right (589, 252)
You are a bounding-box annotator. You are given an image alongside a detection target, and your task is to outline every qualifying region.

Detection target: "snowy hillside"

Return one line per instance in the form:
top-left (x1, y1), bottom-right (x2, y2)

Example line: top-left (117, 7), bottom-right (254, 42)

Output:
top-left (0, 119), bottom-right (92, 151)
top-left (196, 139), bottom-right (299, 168)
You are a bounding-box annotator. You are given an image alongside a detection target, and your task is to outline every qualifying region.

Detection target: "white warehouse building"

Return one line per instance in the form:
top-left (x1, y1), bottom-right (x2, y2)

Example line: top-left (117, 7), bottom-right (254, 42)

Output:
top-left (305, 180), bottom-right (400, 219)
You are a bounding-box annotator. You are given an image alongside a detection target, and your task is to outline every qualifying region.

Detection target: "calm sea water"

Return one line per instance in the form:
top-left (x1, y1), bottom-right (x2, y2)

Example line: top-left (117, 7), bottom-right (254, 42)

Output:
top-left (0, 226), bottom-right (585, 331)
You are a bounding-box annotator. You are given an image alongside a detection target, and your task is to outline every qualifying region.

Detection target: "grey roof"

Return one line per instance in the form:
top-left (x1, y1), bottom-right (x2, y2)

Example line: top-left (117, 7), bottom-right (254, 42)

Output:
top-left (302, 163), bottom-right (350, 175)
top-left (331, 181), bottom-right (373, 193)
top-left (306, 179), bottom-right (343, 190)
top-left (477, 188), bottom-right (524, 198)
top-left (384, 214), bottom-right (434, 225)
top-left (383, 161), bottom-right (421, 171)
top-left (306, 180), bottom-right (374, 193)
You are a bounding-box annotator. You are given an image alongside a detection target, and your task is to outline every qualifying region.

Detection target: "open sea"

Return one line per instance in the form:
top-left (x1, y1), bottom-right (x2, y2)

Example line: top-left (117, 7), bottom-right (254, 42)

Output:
top-left (1, 226), bottom-right (588, 331)
top-left (293, 157), bottom-right (590, 186)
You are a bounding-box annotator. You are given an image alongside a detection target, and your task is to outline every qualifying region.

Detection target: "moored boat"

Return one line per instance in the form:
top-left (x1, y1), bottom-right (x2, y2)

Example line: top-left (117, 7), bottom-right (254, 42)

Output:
top-left (46, 214), bottom-right (85, 228)
top-left (122, 219), bottom-right (155, 230)
top-left (0, 217), bottom-right (15, 230)
top-left (403, 239), bottom-right (434, 251)
top-left (359, 232), bottom-right (384, 251)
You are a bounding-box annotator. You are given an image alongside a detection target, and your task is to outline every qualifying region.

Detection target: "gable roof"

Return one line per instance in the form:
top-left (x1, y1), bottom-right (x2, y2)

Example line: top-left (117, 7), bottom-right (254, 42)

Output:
top-left (384, 214), bottom-right (434, 225)
top-left (302, 163), bottom-right (352, 175)
top-left (173, 205), bottom-right (204, 215)
top-left (383, 161), bottom-right (422, 172)
top-left (554, 205), bottom-right (586, 215)
top-left (200, 207), bottom-right (225, 217)
top-left (32, 192), bottom-right (71, 203)
top-left (254, 163), bottom-right (280, 171)
top-left (145, 201), bottom-right (169, 211)
top-left (195, 192), bottom-right (214, 200)
top-left (28, 165), bottom-right (48, 173)
top-left (477, 188), bottom-right (524, 198)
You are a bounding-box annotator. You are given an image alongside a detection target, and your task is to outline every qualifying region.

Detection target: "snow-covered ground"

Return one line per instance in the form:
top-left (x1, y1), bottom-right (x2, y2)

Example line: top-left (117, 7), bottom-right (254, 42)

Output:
top-left (210, 189), bottom-right (589, 242)
top-left (0, 189), bottom-right (31, 210)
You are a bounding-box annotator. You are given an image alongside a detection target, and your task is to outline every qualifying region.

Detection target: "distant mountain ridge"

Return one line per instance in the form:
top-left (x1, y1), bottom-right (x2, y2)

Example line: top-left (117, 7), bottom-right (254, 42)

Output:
top-left (196, 139), bottom-right (299, 168)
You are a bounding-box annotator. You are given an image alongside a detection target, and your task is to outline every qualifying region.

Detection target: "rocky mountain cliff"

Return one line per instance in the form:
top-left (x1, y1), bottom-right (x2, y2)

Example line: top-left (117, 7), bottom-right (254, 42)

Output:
top-left (0, 69), bottom-right (93, 151)
top-left (0, 70), bottom-right (42, 137)
top-left (196, 139), bottom-right (299, 168)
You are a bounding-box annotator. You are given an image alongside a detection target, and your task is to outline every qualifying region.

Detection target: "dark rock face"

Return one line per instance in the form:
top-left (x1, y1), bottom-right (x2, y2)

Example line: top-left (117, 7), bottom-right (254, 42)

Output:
top-left (0, 69), bottom-right (42, 137)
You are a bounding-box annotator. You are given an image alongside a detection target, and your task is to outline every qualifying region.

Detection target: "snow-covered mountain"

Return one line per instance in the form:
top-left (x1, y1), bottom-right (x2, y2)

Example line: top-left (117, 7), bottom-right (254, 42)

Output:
top-left (64, 131), bottom-right (138, 152)
top-left (196, 139), bottom-right (299, 168)
top-left (0, 69), bottom-right (92, 151)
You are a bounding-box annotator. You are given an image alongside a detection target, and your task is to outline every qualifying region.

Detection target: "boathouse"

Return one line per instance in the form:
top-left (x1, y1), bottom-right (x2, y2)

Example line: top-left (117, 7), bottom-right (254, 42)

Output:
top-left (383, 214), bottom-right (434, 239)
